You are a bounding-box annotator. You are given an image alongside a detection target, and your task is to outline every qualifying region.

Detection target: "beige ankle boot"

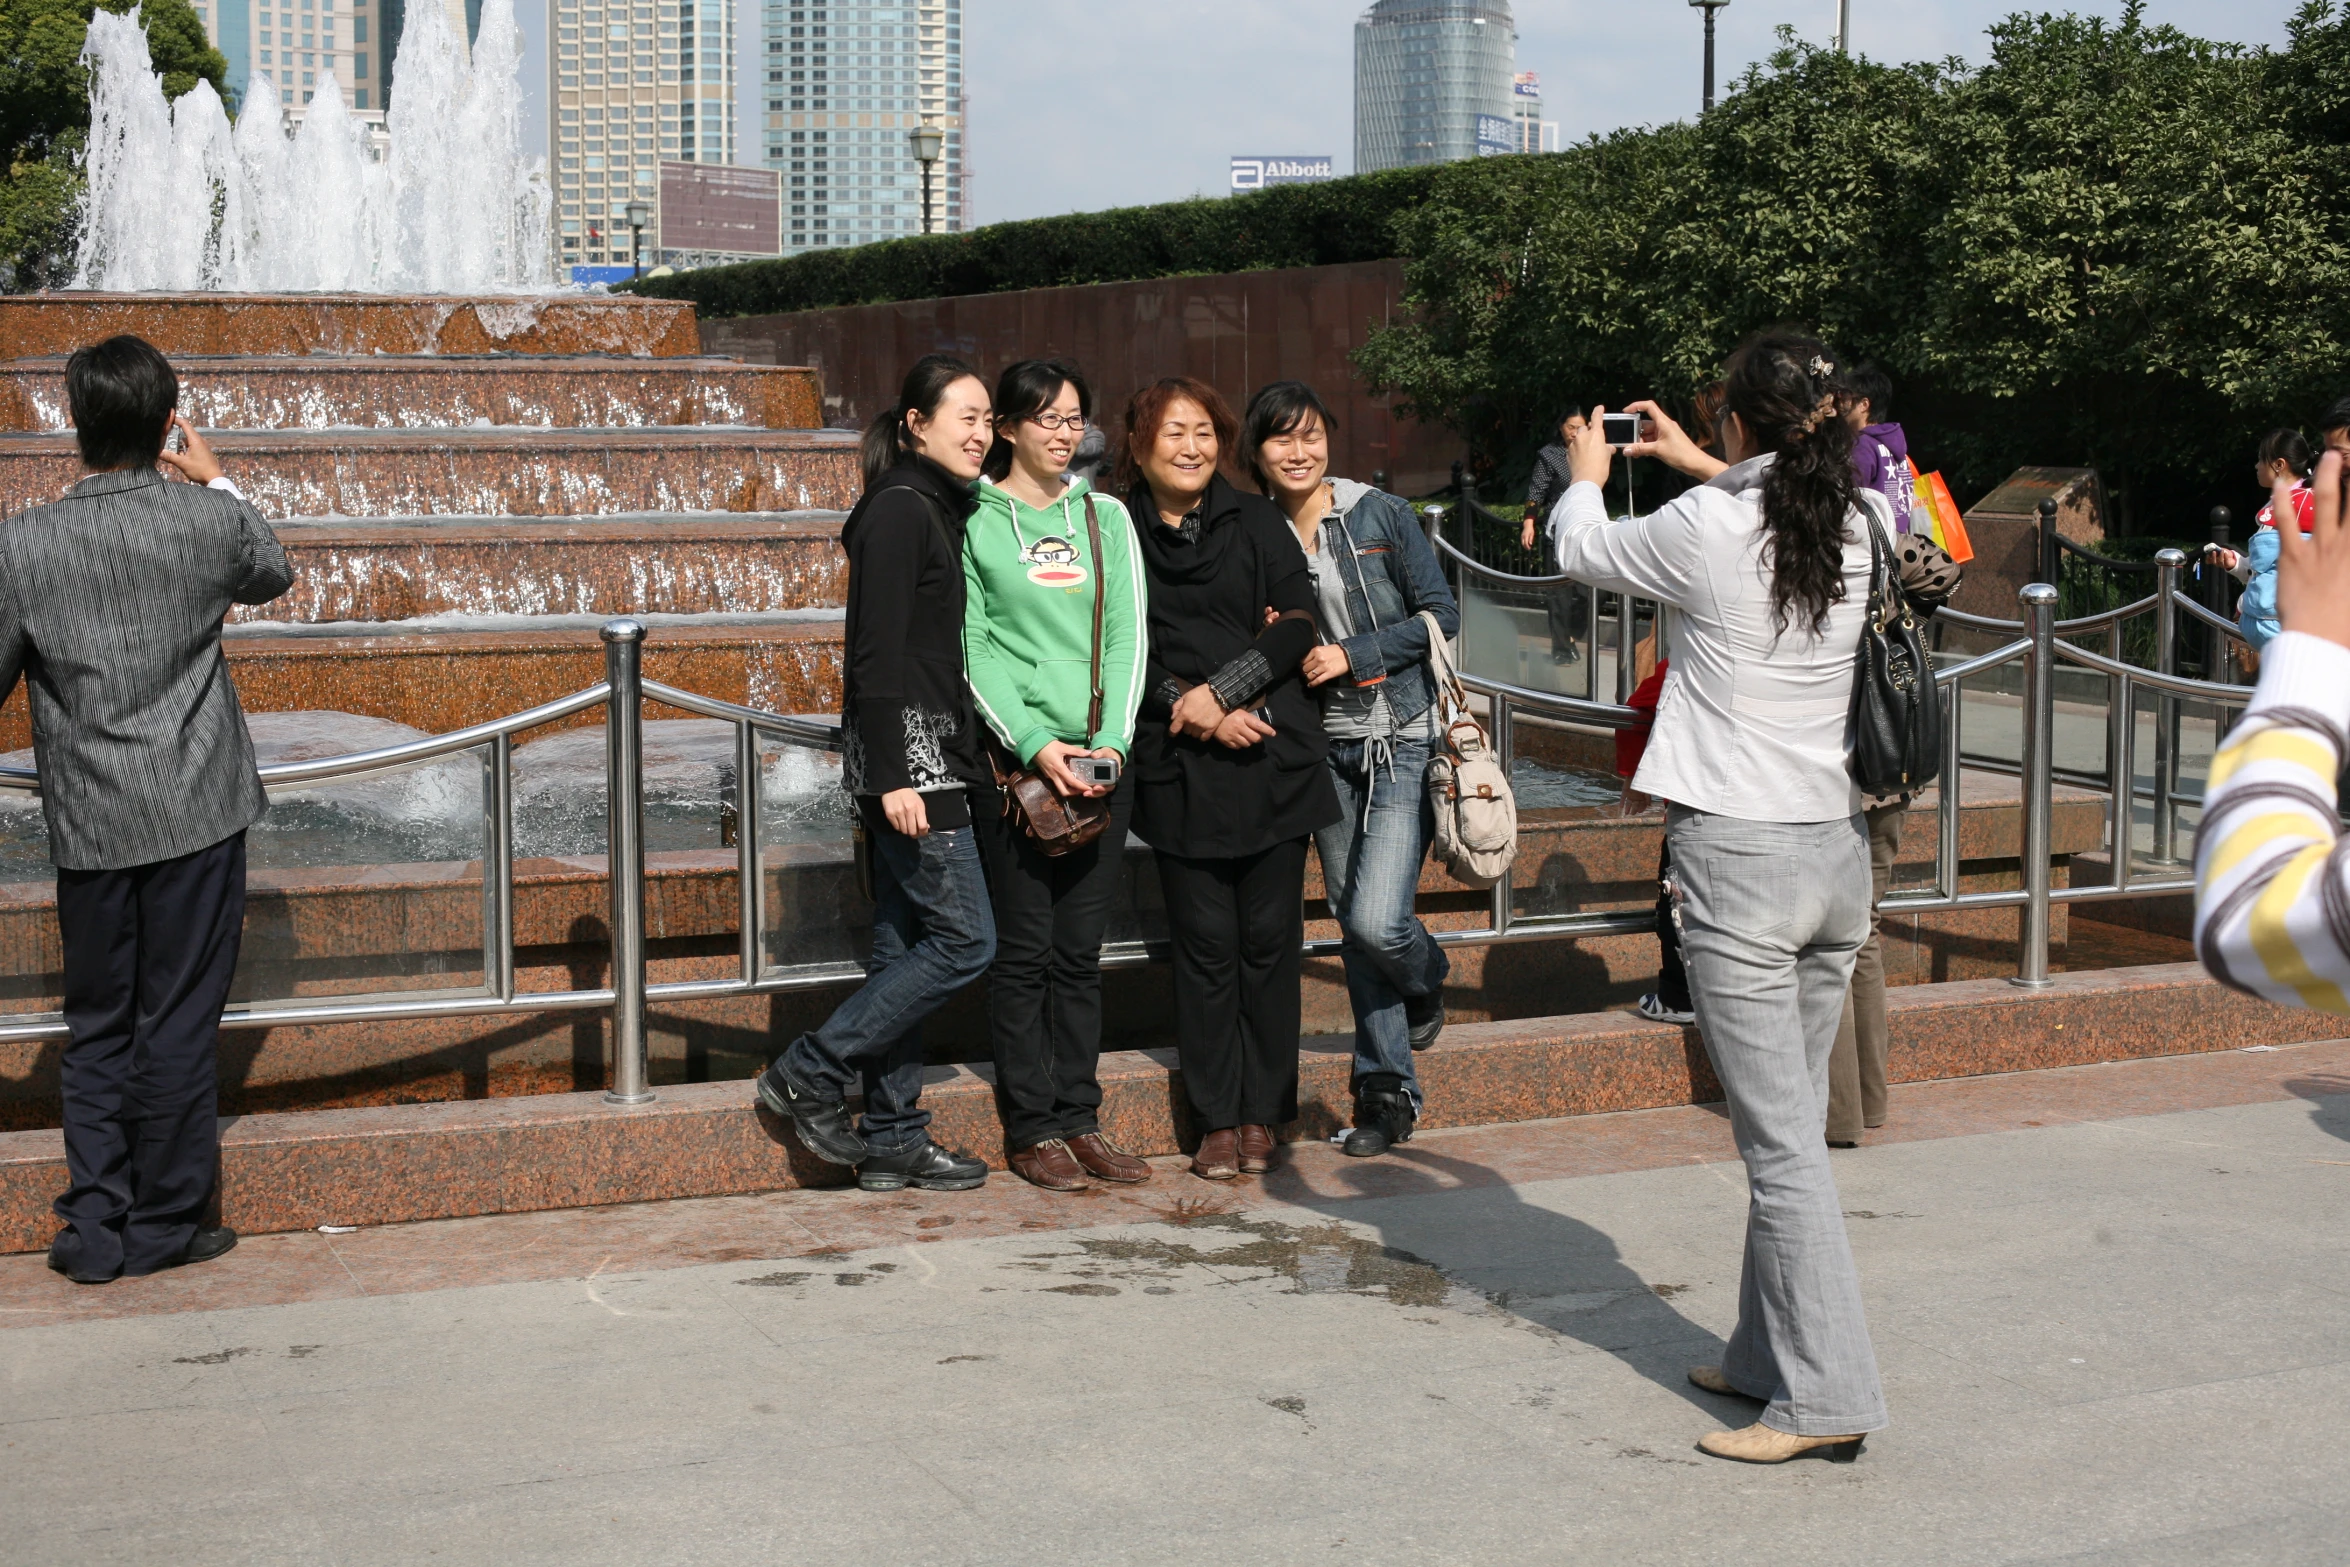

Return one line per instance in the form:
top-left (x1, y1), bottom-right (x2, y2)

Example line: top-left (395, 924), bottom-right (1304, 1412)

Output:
top-left (1697, 1422), bottom-right (1865, 1464)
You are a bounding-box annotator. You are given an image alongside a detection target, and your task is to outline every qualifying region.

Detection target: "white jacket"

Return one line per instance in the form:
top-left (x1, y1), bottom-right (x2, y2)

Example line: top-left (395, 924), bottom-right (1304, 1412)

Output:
top-left (1550, 454), bottom-right (1888, 823)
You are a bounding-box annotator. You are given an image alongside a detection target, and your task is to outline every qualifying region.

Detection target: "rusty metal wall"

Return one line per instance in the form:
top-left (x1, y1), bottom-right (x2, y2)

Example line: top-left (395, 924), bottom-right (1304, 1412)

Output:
top-left (697, 259), bottom-right (1458, 495)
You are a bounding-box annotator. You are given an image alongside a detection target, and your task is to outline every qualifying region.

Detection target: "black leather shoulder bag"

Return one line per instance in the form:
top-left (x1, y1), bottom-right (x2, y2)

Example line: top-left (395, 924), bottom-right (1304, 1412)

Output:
top-left (1848, 507), bottom-right (1944, 796)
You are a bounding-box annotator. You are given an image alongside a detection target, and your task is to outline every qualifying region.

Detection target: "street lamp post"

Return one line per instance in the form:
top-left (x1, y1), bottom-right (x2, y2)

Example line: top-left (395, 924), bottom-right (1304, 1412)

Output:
top-left (907, 122), bottom-right (943, 235)
top-left (624, 199), bottom-right (650, 279)
top-left (1688, 0), bottom-right (1731, 113)
top-left (1836, 0), bottom-right (1851, 52)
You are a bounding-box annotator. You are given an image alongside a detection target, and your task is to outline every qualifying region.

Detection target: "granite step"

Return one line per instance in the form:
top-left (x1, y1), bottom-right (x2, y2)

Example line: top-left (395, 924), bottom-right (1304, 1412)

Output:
top-left (236, 513), bottom-right (847, 624)
top-left (0, 427), bottom-right (861, 519)
top-left (0, 293), bottom-right (701, 361)
top-left (0, 962), bottom-right (2317, 1251)
top-left (0, 771), bottom-right (2119, 1125)
top-left (0, 357), bottom-right (822, 434)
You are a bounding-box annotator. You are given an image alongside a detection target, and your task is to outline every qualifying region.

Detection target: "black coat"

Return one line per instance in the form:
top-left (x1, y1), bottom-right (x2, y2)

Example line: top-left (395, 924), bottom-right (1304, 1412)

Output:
top-left (840, 457), bottom-right (989, 828)
top-left (1128, 473), bottom-right (1341, 858)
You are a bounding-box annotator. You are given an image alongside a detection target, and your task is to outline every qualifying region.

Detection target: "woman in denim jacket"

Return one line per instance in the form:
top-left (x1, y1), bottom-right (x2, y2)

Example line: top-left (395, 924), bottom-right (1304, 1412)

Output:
top-left (1243, 382), bottom-right (1461, 1157)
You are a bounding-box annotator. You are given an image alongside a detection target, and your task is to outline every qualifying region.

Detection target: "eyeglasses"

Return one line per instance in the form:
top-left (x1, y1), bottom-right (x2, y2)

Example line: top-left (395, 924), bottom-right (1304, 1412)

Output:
top-left (1023, 413), bottom-right (1086, 432)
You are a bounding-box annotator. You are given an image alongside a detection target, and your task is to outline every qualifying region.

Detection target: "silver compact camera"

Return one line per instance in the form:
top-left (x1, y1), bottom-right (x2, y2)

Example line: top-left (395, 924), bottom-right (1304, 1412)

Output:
top-left (1601, 411), bottom-right (1644, 448)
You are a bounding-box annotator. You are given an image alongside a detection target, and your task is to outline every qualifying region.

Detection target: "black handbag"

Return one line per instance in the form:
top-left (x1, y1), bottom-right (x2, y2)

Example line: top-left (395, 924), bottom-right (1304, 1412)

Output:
top-left (1848, 509), bottom-right (1943, 796)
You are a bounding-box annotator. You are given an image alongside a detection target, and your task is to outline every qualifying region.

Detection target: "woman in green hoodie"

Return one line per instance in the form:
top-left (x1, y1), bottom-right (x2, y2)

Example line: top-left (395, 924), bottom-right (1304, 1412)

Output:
top-left (964, 360), bottom-right (1151, 1192)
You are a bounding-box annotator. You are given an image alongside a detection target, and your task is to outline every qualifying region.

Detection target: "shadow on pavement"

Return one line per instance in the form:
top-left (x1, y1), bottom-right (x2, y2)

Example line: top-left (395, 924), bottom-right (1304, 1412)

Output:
top-left (1262, 1140), bottom-right (1732, 1419)
top-left (2283, 1074), bottom-right (2350, 1142)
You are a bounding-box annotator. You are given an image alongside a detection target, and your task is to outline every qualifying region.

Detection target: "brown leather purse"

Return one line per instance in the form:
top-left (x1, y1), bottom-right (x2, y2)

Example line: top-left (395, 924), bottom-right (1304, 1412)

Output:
top-left (991, 492), bottom-right (1114, 857)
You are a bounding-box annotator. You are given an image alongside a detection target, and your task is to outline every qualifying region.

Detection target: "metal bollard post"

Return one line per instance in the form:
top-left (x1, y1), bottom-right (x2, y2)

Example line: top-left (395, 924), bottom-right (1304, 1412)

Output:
top-left (2206, 506), bottom-right (2233, 682)
top-left (602, 618), bottom-right (654, 1105)
top-left (2037, 497), bottom-right (2061, 591)
top-left (2150, 549), bottom-right (2185, 864)
top-left (2012, 584), bottom-right (2057, 989)
top-left (1614, 593), bottom-right (1638, 705)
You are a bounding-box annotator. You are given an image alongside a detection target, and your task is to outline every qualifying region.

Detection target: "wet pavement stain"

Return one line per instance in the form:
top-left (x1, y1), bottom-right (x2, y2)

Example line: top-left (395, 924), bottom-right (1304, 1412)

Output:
top-left (1051, 1214), bottom-right (1489, 1313)
top-left (737, 1271), bottom-right (813, 1288)
top-left (1044, 1283), bottom-right (1119, 1297)
top-left (172, 1347), bottom-right (255, 1366)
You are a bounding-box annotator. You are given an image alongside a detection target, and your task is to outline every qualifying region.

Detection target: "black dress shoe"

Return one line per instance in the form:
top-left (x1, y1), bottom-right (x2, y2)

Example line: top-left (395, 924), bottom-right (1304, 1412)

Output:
top-left (1405, 991), bottom-right (1446, 1052)
top-left (857, 1139), bottom-right (987, 1193)
top-left (117, 1226), bottom-right (239, 1279)
top-left (1343, 1087), bottom-right (1418, 1158)
top-left (46, 1233), bottom-right (117, 1286)
top-left (756, 1060), bottom-right (869, 1166)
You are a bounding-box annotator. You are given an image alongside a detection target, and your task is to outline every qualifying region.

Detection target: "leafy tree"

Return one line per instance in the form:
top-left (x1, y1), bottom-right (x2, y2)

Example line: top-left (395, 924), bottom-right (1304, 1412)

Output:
top-left (1358, 6), bottom-right (2350, 535)
top-left (0, 0), bottom-right (225, 288)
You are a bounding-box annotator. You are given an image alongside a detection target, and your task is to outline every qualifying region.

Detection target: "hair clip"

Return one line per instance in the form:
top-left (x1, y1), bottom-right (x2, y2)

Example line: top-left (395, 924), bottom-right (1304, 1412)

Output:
top-left (1808, 355), bottom-right (1836, 380)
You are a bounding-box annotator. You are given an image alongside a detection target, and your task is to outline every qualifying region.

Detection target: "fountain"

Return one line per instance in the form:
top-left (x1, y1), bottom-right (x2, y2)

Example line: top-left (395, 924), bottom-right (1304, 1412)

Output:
top-left (73, 1), bottom-right (551, 294)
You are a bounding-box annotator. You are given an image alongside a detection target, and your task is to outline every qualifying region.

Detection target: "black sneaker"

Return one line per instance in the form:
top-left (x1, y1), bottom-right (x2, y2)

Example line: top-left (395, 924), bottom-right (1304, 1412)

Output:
top-left (755, 1059), bottom-right (869, 1166)
top-left (1343, 1087), bottom-right (1418, 1158)
top-left (1405, 991), bottom-right (1446, 1052)
top-left (856, 1139), bottom-right (988, 1193)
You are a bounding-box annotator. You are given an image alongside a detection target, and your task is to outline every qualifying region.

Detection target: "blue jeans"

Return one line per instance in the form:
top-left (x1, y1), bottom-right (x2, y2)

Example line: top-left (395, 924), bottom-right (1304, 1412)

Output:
top-left (1313, 736), bottom-right (1449, 1108)
top-left (782, 815), bottom-right (995, 1153)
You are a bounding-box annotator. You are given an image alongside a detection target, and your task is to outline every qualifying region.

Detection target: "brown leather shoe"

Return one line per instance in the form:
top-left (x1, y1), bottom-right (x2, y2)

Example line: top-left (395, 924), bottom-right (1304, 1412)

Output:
top-left (1067, 1132), bottom-right (1151, 1184)
top-left (1237, 1123), bottom-right (1275, 1174)
top-left (1191, 1128), bottom-right (1240, 1181)
top-left (1009, 1138), bottom-right (1089, 1192)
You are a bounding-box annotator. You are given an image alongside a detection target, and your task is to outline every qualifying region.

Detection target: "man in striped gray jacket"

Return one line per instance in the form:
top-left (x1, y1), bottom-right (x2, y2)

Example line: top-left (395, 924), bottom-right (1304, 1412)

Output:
top-left (1, 336), bottom-right (293, 1285)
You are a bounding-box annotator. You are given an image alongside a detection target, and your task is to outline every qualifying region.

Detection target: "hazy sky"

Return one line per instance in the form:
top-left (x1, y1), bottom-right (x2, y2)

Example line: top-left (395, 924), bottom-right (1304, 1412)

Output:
top-left (508, 2), bottom-right (2315, 230)
top-left (958, 0), bottom-right (2313, 224)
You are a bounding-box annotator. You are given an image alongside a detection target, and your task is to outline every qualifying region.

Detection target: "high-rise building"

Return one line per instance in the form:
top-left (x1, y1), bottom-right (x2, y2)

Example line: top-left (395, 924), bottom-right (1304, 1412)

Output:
top-left (195, 0), bottom-right (401, 117)
top-left (549, 0), bottom-right (737, 273)
top-left (758, 1), bottom-right (964, 255)
top-left (1353, 0), bottom-right (1515, 174)
top-left (1511, 69), bottom-right (1556, 153)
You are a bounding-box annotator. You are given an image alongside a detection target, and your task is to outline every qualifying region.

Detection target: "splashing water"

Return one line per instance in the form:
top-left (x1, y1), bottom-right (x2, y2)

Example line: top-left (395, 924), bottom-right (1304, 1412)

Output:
top-left (73, 3), bottom-right (553, 292)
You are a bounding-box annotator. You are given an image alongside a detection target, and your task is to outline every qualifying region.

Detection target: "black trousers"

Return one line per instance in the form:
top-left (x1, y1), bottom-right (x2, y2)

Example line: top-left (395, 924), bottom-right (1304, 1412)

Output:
top-left (1155, 839), bottom-right (1308, 1134)
top-left (52, 832), bottom-right (247, 1279)
top-left (973, 775), bottom-right (1135, 1150)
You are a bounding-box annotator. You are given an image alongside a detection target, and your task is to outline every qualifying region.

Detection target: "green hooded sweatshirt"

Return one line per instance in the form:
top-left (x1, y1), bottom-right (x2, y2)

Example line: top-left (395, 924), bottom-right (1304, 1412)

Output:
top-left (961, 475), bottom-right (1148, 766)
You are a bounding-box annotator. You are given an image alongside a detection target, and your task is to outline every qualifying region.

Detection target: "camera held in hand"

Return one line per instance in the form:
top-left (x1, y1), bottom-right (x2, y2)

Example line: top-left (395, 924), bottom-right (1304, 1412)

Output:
top-left (1602, 411), bottom-right (1647, 449)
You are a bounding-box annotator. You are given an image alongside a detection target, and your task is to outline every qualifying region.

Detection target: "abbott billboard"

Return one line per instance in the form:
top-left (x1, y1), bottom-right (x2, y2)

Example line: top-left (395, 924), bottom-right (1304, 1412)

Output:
top-left (1229, 155), bottom-right (1336, 192)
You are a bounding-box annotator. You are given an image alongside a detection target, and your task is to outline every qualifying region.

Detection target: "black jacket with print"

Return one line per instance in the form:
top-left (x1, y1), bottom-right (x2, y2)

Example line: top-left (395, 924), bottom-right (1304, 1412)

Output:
top-left (840, 457), bottom-right (990, 828)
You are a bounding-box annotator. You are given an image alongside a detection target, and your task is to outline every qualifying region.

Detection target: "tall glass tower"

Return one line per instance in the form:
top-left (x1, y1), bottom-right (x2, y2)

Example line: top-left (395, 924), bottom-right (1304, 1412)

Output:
top-left (759, 1), bottom-right (964, 255)
top-left (549, 0), bottom-right (737, 273)
top-left (1353, 0), bottom-right (1515, 173)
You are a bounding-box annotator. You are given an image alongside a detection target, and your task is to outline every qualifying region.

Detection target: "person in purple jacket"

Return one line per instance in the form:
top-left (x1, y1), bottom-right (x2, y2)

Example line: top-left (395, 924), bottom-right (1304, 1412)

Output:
top-left (1843, 364), bottom-right (1917, 534)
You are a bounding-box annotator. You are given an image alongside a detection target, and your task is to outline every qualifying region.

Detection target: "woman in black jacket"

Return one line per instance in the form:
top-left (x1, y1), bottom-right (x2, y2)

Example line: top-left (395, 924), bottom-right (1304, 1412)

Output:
top-left (756, 354), bottom-right (998, 1195)
top-left (1121, 376), bottom-right (1341, 1181)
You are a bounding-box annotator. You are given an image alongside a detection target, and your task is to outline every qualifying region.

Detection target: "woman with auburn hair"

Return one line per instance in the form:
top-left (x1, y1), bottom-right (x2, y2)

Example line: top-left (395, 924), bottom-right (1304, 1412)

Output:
top-left (1120, 376), bottom-right (1340, 1182)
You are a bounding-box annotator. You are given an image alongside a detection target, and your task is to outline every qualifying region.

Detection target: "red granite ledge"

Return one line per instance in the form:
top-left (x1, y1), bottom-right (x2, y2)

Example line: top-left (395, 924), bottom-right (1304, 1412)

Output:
top-left (0, 959), bottom-right (2320, 1253)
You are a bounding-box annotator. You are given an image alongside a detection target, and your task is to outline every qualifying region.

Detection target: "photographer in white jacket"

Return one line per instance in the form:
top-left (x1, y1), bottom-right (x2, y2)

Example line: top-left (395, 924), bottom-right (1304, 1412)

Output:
top-left (1549, 330), bottom-right (1894, 1465)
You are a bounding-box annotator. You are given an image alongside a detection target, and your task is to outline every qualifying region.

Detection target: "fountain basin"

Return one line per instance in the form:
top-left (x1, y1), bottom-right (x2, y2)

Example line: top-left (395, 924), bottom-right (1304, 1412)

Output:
top-left (0, 620), bottom-right (845, 751)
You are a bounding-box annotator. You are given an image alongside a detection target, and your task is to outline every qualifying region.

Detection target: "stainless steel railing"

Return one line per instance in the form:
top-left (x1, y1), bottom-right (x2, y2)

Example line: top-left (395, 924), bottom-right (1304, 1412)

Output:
top-left (0, 534), bottom-right (2279, 1099)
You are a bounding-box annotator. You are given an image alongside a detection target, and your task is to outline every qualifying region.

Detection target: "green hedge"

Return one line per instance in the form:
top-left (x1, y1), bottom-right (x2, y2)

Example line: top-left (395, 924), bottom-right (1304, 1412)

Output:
top-left (620, 165), bottom-right (1442, 315)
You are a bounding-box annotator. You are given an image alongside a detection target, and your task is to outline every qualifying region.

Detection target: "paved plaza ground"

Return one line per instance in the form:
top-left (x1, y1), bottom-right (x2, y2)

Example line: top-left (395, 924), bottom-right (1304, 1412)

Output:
top-left (6, 1039), bottom-right (2350, 1566)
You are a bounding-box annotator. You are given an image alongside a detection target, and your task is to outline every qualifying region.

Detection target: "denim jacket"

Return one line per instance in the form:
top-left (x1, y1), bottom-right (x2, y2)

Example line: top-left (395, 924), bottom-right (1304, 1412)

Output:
top-left (1321, 479), bottom-right (1462, 729)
